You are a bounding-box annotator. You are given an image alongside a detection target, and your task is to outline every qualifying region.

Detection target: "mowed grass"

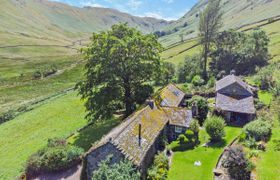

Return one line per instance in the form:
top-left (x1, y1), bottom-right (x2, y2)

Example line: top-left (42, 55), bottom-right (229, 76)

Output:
top-left (168, 126), bottom-right (241, 180)
top-left (256, 117), bottom-right (280, 179)
top-left (0, 91), bottom-right (87, 179)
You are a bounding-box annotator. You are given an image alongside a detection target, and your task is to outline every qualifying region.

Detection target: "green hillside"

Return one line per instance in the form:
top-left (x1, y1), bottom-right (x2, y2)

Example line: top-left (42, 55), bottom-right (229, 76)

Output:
top-left (159, 0), bottom-right (280, 47)
top-left (0, 0), bottom-right (170, 47)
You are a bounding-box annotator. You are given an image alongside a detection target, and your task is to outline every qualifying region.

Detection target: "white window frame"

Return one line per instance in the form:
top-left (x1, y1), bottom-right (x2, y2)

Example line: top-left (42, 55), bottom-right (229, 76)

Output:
top-left (175, 126), bottom-right (183, 133)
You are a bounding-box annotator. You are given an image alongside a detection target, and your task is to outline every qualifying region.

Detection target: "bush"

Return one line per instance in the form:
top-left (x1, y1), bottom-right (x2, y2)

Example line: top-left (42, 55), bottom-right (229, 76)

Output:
top-left (148, 152), bottom-right (169, 180)
top-left (185, 130), bottom-right (195, 142)
top-left (178, 134), bottom-right (187, 144)
top-left (189, 119), bottom-right (200, 138)
top-left (243, 119), bottom-right (272, 141)
top-left (33, 70), bottom-right (42, 79)
top-left (188, 96), bottom-right (209, 125)
top-left (191, 75), bottom-right (205, 86)
top-left (92, 155), bottom-right (140, 180)
top-left (238, 131), bottom-right (247, 142)
top-left (273, 139), bottom-right (280, 151)
top-left (243, 137), bottom-right (257, 149)
top-left (0, 110), bottom-right (16, 124)
top-left (204, 116), bottom-right (225, 142)
top-left (248, 150), bottom-right (260, 158)
top-left (222, 146), bottom-right (251, 180)
top-left (26, 138), bottom-right (83, 177)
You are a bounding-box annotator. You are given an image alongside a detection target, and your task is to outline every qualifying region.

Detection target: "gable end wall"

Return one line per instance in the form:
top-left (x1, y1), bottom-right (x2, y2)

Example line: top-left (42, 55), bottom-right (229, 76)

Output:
top-left (217, 82), bottom-right (252, 97)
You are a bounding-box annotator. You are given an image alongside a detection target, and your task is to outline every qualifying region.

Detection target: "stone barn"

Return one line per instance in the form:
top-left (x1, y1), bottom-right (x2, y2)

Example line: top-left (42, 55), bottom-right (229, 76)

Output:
top-left (84, 84), bottom-right (193, 179)
top-left (215, 74), bottom-right (256, 124)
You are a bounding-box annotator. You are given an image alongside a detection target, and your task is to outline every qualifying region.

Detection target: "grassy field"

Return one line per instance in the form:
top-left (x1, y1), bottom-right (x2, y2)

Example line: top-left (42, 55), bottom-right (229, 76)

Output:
top-left (0, 92), bottom-right (88, 179)
top-left (0, 58), bottom-right (84, 114)
top-left (167, 126), bottom-right (241, 180)
top-left (68, 118), bottom-right (120, 151)
top-left (256, 119), bottom-right (280, 179)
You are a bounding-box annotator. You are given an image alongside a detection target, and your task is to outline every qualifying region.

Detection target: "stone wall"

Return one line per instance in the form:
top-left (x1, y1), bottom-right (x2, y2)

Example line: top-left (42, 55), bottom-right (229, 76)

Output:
top-left (167, 125), bottom-right (187, 142)
top-left (85, 142), bottom-right (125, 180)
top-left (218, 83), bottom-right (252, 97)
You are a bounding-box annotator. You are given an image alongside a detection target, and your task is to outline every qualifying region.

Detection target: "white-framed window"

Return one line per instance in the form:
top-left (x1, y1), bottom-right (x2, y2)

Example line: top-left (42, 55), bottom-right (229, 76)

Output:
top-left (175, 126), bottom-right (183, 133)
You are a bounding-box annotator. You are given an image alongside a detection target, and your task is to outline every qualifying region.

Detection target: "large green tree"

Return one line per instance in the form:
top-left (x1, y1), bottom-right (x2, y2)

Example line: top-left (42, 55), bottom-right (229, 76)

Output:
top-left (199, 0), bottom-right (223, 80)
top-left (210, 29), bottom-right (269, 75)
top-left (76, 24), bottom-right (162, 120)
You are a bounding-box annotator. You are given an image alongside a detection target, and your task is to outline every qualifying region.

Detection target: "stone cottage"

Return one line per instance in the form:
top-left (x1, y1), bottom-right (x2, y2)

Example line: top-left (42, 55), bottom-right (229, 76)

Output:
top-left (215, 74), bottom-right (256, 123)
top-left (84, 84), bottom-right (193, 179)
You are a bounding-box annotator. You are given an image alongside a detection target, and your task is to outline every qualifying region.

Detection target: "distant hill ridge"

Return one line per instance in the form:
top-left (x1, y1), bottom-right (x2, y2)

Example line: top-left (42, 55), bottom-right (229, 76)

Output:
top-left (0, 0), bottom-right (171, 46)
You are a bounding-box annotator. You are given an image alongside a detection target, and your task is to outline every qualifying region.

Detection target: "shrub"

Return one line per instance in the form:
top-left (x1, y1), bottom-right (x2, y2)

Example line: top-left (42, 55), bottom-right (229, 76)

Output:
top-left (238, 131), bottom-right (247, 142)
top-left (189, 119), bottom-right (200, 139)
top-left (33, 70), bottom-right (42, 79)
top-left (92, 155), bottom-right (140, 180)
top-left (248, 150), bottom-right (260, 158)
top-left (243, 137), bottom-right (257, 149)
top-left (148, 152), bottom-right (169, 180)
top-left (26, 138), bottom-right (83, 177)
top-left (222, 146), bottom-right (251, 180)
top-left (185, 130), bottom-right (195, 142)
top-left (273, 139), bottom-right (280, 151)
top-left (243, 119), bottom-right (272, 141)
top-left (188, 96), bottom-right (209, 125)
top-left (178, 134), bottom-right (187, 144)
top-left (191, 75), bottom-right (205, 86)
top-left (0, 110), bottom-right (16, 124)
top-left (204, 116), bottom-right (225, 142)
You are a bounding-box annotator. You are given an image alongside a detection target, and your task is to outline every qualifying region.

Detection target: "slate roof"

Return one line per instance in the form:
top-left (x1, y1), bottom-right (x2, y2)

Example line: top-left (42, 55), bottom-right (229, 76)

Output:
top-left (86, 105), bottom-right (170, 167)
top-left (86, 84), bottom-right (189, 167)
top-left (159, 84), bottom-right (185, 107)
top-left (216, 75), bottom-right (253, 95)
top-left (216, 93), bottom-right (255, 114)
top-left (163, 107), bottom-right (193, 128)
top-left (112, 105), bottom-right (168, 166)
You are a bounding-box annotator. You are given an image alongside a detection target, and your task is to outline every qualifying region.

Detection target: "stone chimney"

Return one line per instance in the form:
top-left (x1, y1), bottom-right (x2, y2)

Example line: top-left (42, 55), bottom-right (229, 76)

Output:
top-left (138, 123), bottom-right (142, 147)
top-left (147, 99), bottom-right (154, 109)
top-left (230, 69), bottom-right (236, 75)
top-left (192, 102), bottom-right (198, 117)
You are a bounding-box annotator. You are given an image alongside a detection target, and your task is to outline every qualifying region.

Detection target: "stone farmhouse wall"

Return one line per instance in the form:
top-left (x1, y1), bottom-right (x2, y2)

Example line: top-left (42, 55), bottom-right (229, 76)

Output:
top-left (85, 142), bottom-right (125, 180)
top-left (168, 124), bottom-right (187, 142)
top-left (140, 126), bottom-right (168, 178)
top-left (218, 82), bottom-right (252, 97)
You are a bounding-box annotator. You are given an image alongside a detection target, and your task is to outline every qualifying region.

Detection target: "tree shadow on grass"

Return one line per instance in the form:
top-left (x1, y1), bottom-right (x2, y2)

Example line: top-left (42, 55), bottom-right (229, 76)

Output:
top-left (68, 118), bottom-right (120, 151)
top-left (208, 139), bottom-right (227, 149)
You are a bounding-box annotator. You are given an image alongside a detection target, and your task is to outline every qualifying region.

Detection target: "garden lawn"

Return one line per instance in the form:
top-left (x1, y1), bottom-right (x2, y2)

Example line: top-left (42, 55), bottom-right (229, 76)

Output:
top-left (0, 92), bottom-right (87, 179)
top-left (256, 117), bottom-right (280, 179)
top-left (168, 126), bottom-right (241, 180)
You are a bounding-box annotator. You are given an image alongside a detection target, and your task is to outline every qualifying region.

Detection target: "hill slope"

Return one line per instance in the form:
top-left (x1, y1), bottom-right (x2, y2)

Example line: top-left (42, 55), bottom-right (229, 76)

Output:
top-left (0, 0), bottom-right (170, 46)
top-left (159, 0), bottom-right (280, 47)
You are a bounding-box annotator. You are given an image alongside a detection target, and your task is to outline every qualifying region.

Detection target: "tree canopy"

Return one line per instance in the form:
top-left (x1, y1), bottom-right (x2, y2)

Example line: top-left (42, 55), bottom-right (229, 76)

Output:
top-left (210, 29), bottom-right (269, 75)
top-left (199, 0), bottom-right (223, 80)
top-left (76, 23), bottom-right (162, 120)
